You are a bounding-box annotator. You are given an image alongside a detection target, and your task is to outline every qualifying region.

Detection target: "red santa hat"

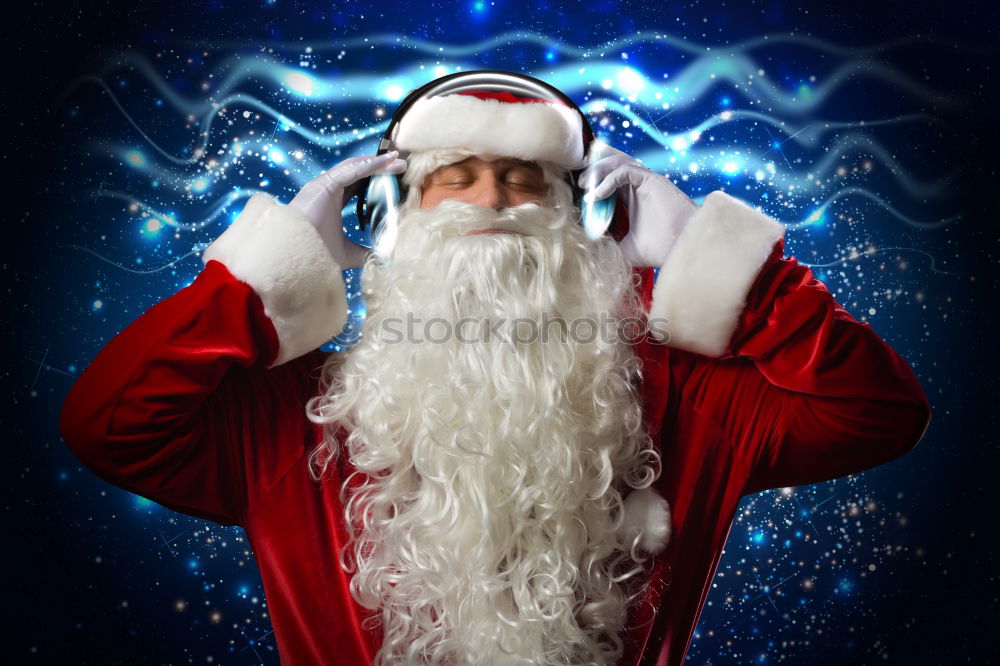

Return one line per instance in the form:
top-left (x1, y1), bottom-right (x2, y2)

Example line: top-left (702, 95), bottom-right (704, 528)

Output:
top-left (391, 90), bottom-right (588, 172)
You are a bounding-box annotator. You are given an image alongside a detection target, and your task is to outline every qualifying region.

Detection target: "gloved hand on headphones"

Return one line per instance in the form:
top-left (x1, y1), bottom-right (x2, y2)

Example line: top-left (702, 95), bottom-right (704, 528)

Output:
top-left (289, 151), bottom-right (407, 269)
top-left (580, 141), bottom-right (698, 268)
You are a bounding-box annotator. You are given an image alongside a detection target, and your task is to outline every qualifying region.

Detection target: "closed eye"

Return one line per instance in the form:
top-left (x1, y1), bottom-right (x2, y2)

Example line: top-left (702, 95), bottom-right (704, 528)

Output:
top-left (507, 178), bottom-right (548, 191)
top-left (504, 169), bottom-right (547, 190)
top-left (431, 167), bottom-right (474, 187)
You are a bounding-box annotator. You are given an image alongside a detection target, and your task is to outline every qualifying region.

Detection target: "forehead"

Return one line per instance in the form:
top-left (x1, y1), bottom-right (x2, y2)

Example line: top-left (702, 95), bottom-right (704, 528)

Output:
top-left (431, 156), bottom-right (544, 173)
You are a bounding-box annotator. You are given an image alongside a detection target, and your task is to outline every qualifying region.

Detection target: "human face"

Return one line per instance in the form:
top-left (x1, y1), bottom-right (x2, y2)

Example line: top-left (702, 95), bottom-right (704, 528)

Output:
top-left (418, 156), bottom-right (550, 211)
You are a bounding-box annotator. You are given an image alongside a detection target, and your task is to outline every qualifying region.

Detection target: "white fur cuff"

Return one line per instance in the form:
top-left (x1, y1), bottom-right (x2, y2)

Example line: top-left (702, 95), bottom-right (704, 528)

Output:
top-left (648, 190), bottom-right (785, 357)
top-left (622, 487), bottom-right (671, 555)
top-left (202, 192), bottom-right (348, 367)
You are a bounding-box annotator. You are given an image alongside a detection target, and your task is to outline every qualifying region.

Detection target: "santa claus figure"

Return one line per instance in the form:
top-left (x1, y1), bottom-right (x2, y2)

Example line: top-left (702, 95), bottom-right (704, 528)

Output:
top-left (61, 72), bottom-right (930, 665)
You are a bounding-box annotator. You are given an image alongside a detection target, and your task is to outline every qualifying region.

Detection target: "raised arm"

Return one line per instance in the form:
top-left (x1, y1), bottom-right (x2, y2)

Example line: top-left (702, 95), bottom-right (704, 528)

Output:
top-left (60, 153), bottom-right (408, 525)
top-left (60, 197), bottom-right (345, 524)
top-left (645, 190), bottom-right (931, 494)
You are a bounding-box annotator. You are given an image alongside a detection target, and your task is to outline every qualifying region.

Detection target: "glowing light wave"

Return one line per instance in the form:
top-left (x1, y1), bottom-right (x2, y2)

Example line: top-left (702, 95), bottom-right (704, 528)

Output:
top-left (184, 30), bottom-right (995, 60)
top-left (782, 186), bottom-right (961, 230)
top-left (61, 246), bottom-right (202, 274)
top-left (96, 189), bottom-right (261, 231)
top-left (59, 31), bottom-right (964, 293)
top-left (64, 44), bottom-right (958, 168)
top-left (800, 246), bottom-right (966, 276)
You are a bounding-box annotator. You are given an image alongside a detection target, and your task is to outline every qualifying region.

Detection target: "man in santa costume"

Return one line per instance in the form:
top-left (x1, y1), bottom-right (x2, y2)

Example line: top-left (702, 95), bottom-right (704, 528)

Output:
top-left (61, 73), bottom-right (930, 665)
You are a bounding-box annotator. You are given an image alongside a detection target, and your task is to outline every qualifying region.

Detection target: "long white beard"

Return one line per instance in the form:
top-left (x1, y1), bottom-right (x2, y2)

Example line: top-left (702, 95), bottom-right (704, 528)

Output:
top-left (308, 199), bottom-right (659, 665)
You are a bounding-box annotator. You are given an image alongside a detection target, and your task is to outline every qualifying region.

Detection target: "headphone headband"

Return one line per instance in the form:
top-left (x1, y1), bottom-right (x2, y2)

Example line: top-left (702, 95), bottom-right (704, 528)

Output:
top-left (377, 70), bottom-right (595, 157)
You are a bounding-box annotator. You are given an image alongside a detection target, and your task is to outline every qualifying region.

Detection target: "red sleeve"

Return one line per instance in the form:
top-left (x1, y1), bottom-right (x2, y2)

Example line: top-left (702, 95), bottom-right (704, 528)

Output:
top-left (60, 260), bottom-right (284, 526)
top-left (646, 190), bottom-right (930, 495)
top-left (668, 242), bottom-right (931, 496)
top-left (60, 192), bottom-right (350, 526)
top-left (733, 242), bottom-right (930, 493)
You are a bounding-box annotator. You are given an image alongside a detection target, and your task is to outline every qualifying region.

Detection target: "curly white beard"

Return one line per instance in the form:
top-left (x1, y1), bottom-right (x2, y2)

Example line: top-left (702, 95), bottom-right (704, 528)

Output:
top-left (307, 195), bottom-right (659, 665)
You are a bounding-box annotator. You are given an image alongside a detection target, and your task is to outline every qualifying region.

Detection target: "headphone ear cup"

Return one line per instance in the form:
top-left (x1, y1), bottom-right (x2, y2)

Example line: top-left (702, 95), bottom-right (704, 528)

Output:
top-left (608, 198), bottom-right (629, 242)
top-left (358, 173), bottom-right (402, 234)
top-left (365, 172), bottom-right (403, 249)
top-left (570, 168), bottom-right (617, 239)
top-left (355, 175), bottom-right (373, 230)
top-left (357, 173), bottom-right (404, 229)
top-left (580, 187), bottom-right (618, 239)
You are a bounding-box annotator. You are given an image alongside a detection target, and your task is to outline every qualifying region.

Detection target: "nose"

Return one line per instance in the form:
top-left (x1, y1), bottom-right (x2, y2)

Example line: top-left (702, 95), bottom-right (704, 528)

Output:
top-left (468, 173), bottom-right (510, 210)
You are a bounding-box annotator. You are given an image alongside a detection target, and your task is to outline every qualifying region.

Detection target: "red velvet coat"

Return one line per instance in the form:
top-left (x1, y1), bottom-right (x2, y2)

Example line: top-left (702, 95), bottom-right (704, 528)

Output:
top-left (60, 191), bottom-right (930, 665)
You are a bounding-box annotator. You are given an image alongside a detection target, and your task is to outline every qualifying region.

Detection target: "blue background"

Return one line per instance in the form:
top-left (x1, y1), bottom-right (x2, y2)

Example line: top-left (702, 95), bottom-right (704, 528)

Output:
top-left (6, 1), bottom-right (996, 663)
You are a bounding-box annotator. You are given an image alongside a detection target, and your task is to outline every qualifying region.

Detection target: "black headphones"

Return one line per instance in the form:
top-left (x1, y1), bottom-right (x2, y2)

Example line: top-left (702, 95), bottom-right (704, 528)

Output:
top-left (355, 70), bottom-right (625, 245)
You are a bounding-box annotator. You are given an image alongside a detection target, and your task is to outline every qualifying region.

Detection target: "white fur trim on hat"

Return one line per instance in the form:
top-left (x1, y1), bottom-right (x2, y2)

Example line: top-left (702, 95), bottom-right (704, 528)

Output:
top-left (202, 192), bottom-right (348, 367)
top-left (621, 487), bottom-right (672, 555)
top-left (393, 94), bottom-right (585, 170)
top-left (647, 190), bottom-right (785, 357)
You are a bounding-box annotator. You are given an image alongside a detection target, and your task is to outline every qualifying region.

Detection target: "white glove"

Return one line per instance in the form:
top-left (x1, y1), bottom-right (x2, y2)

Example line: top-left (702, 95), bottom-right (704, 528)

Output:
top-left (289, 151), bottom-right (407, 269)
top-left (579, 142), bottom-right (698, 268)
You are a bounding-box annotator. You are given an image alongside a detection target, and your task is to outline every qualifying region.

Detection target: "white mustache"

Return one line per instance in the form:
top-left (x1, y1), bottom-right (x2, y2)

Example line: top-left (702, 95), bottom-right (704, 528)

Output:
top-left (413, 199), bottom-right (567, 239)
top-left (374, 199), bottom-right (573, 258)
